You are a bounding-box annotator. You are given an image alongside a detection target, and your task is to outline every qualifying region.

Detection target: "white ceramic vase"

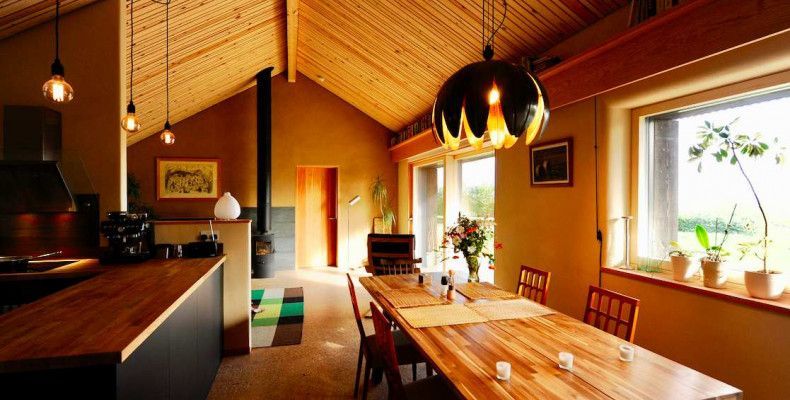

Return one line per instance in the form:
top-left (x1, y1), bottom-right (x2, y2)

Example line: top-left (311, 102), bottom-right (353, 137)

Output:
top-left (214, 192), bottom-right (241, 220)
top-left (671, 255), bottom-right (697, 282)
top-left (744, 270), bottom-right (786, 300)
top-left (701, 259), bottom-right (728, 288)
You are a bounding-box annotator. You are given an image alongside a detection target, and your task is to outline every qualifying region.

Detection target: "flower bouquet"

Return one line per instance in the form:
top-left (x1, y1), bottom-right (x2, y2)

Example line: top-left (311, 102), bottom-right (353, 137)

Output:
top-left (441, 214), bottom-right (499, 282)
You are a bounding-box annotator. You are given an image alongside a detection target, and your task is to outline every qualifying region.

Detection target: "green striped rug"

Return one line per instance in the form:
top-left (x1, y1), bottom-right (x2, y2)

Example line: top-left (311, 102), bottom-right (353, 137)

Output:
top-left (251, 287), bottom-right (304, 348)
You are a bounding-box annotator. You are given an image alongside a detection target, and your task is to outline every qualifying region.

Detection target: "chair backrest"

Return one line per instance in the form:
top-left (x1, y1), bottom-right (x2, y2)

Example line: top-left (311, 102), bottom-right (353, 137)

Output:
top-left (346, 274), bottom-right (366, 340)
top-left (516, 265), bottom-right (551, 305)
top-left (370, 302), bottom-right (408, 400)
top-left (375, 258), bottom-right (422, 276)
top-left (583, 285), bottom-right (640, 342)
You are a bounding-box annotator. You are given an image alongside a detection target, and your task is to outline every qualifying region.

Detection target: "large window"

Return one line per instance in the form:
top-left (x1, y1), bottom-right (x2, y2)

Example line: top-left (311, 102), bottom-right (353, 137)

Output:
top-left (413, 161), bottom-right (444, 271)
top-left (412, 153), bottom-right (496, 281)
top-left (638, 89), bottom-right (790, 274)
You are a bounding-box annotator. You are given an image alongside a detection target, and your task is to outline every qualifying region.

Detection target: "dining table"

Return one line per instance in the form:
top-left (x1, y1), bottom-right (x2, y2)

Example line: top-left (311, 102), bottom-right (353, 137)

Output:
top-left (359, 272), bottom-right (743, 400)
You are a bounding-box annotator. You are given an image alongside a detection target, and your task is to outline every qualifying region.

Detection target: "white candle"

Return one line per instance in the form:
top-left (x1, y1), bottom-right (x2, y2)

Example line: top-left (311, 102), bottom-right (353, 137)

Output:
top-left (619, 344), bottom-right (635, 362)
top-left (495, 361), bottom-right (511, 381)
top-left (558, 352), bottom-right (574, 370)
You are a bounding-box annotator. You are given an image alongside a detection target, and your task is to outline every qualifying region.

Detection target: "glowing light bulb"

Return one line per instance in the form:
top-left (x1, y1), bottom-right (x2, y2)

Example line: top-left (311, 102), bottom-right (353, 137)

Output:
top-left (42, 75), bottom-right (74, 103)
top-left (488, 87), bottom-right (500, 105)
top-left (486, 82), bottom-right (515, 149)
top-left (121, 102), bottom-right (141, 133)
top-left (160, 121), bottom-right (175, 145)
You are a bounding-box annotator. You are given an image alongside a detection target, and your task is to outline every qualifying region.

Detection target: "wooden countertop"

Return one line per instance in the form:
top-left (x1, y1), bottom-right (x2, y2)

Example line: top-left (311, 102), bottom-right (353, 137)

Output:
top-left (0, 256), bottom-right (225, 373)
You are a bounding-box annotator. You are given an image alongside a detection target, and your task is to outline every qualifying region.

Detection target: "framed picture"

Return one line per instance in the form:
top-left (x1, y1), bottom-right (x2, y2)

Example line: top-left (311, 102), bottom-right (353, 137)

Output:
top-left (529, 138), bottom-right (573, 187)
top-left (156, 157), bottom-right (221, 200)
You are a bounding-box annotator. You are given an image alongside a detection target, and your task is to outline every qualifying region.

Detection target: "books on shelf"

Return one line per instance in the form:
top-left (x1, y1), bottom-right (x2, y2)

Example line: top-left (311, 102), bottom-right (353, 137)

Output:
top-left (390, 112), bottom-right (433, 148)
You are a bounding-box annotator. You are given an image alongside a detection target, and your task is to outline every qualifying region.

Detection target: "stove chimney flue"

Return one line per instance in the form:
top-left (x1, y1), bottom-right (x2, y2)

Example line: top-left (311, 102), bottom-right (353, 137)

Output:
top-left (255, 67), bottom-right (273, 234)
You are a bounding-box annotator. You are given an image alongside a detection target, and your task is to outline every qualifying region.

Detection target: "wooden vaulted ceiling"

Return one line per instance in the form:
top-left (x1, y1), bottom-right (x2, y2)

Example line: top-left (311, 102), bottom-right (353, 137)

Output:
top-left (1, 0), bottom-right (627, 144)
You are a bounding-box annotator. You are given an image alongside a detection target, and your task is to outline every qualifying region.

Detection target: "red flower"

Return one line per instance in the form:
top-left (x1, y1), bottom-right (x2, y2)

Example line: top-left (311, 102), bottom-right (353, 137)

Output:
top-left (452, 255), bottom-right (459, 259)
top-left (488, 264), bottom-right (495, 270)
top-left (494, 242), bottom-right (504, 250)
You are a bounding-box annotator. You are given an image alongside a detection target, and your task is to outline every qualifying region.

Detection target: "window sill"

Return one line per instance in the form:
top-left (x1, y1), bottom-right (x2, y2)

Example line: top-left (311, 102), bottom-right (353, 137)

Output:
top-left (601, 267), bottom-right (790, 316)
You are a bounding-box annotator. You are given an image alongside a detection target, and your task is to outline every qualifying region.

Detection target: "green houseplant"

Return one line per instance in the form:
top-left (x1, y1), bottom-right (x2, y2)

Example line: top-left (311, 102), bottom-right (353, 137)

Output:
top-left (371, 176), bottom-right (395, 233)
top-left (689, 120), bottom-right (786, 298)
top-left (668, 241), bottom-right (697, 282)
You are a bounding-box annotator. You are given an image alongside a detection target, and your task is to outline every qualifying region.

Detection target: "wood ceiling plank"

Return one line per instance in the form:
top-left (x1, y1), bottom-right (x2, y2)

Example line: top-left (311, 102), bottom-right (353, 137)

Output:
top-left (286, 0), bottom-right (298, 82)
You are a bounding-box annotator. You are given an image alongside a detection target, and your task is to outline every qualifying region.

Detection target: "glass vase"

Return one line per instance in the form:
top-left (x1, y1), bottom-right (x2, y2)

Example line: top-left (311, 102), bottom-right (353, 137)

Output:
top-left (466, 255), bottom-right (480, 283)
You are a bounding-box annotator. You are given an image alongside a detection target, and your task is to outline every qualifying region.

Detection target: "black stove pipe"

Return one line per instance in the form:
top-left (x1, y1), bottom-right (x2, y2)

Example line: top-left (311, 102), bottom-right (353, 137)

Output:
top-left (255, 67), bottom-right (274, 234)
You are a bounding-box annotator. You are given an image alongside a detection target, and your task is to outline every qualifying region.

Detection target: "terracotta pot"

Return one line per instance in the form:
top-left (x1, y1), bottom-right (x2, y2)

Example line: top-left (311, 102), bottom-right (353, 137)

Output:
top-left (744, 270), bottom-right (786, 300)
top-left (671, 255), bottom-right (697, 282)
top-left (701, 259), bottom-right (728, 288)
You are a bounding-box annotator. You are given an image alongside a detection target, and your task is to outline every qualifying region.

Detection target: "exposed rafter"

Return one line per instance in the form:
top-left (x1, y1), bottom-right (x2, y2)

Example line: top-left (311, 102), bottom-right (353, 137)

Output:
top-left (286, 0), bottom-right (299, 82)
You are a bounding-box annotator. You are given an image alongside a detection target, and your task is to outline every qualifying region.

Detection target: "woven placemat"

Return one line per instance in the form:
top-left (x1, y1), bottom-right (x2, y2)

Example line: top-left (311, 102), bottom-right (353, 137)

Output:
top-left (398, 303), bottom-right (488, 328)
top-left (381, 287), bottom-right (446, 308)
top-left (466, 298), bottom-right (553, 321)
top-left (456, 282), bottom-right (519, 300)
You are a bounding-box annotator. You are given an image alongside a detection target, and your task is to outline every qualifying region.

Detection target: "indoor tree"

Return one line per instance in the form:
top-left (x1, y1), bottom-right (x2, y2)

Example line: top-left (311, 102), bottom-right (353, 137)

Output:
top-left (689, 119), bottom-right (784, 274)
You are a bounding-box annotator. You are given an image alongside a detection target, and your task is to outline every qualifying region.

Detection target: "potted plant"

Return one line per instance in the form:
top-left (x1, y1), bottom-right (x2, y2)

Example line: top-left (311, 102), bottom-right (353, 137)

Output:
top-left (441, 214), bottom-right (496, 282)
top-left (668, 241), bottom-right (697, 282)
top-left (689, 120), bottom-right (786, 299)
top-left (694, 206), bottom-right (736, 289)
top-left (371, 176), bottom-right (395, 234)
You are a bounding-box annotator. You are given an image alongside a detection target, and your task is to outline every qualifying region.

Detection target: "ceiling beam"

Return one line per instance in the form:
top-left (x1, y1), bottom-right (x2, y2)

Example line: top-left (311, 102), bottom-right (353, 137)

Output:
top-left (286, 0), bottom-right (299, 82)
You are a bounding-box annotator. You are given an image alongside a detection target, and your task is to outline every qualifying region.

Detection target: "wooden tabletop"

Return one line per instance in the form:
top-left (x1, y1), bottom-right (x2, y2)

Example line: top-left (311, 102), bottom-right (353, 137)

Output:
top-left (359, 273), bottom-right (742, 400)
top-left (0, 257), bottom-right (225, 372)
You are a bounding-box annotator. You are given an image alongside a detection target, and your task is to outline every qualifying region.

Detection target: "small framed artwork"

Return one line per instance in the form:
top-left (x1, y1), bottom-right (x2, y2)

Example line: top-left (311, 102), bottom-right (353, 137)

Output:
top-left (529, 138), bottom-right (573, 187)
top-left (156, 157), bottom-right (221, 200)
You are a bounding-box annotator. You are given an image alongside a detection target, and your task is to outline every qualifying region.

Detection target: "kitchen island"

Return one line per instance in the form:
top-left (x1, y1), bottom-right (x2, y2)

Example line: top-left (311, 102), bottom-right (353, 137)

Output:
top-left (0, 256), bottom-right (225, 399)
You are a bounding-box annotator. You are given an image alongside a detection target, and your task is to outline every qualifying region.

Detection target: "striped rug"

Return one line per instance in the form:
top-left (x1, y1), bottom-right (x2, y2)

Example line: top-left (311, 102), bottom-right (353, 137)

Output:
top-left (251, 287), bottom-right (304, 348)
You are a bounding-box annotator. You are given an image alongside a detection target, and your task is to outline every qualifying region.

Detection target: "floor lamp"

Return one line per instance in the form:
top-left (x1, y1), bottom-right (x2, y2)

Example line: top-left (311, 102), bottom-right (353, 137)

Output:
top-left (347, 195), bottom-right (361, 269)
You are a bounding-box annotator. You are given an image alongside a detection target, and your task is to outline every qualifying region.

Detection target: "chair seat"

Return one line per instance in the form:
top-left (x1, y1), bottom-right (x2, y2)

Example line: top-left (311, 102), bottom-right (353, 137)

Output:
top-left (404, 375), bottom-right (455, 399)
top-left (364, 330), bottom-right (424, 367)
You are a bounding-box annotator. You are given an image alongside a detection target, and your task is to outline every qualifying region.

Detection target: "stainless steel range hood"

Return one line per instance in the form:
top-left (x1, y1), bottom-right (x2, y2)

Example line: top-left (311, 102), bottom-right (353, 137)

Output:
top-left (0, 106), bottom-right (75, 213)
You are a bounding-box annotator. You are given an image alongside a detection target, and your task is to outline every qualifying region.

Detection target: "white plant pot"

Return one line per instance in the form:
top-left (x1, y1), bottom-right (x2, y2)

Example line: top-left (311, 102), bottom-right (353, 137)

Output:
top-left (214, 192), bottom-right (241, 220)
top-left (744, 270), bottom-right (786, 300)
top-left (701, 259), bottom-right (728, 289)
top-left (671, 256), bottom-right (697, 282)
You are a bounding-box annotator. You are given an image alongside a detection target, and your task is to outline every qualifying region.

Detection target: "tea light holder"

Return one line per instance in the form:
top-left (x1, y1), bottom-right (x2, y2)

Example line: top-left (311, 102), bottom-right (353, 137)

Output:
top-left (495, 361), bottom-right (511, 381)
top-left (619, 344), bottom-right (635, 362)
top-left (558, 352), bottom-right (574, 371)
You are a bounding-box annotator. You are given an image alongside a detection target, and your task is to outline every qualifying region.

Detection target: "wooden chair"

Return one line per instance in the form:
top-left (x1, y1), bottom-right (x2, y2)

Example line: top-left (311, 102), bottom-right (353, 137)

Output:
top-left (375, 258), bottom-right (422, 276)
top-left (583, 285), bottom-right (640, 342)
top-left (346, 274), bottom-right (424, 399)
top-left (370, 302), bottom-right (455, 400)
top-left (516, 265), bottom-right (551, 305)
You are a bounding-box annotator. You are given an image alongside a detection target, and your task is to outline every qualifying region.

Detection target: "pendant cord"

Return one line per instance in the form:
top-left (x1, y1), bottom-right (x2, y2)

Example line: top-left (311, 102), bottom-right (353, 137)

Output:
top-left (481, 0), bottom-right (507, 57)
top-left (165, 0), bottom-right (170, 122)
top-left (129, 0), bottom-right (134, 101)
top-left (55, 0), bottom-right (60, 60)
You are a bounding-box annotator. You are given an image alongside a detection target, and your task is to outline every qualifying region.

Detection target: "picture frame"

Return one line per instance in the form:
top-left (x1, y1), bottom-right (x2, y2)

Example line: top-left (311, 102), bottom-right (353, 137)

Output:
top-left (156, 157), bottom-right (221, 200)
top-left (529, 138), bottom-right (573, 187)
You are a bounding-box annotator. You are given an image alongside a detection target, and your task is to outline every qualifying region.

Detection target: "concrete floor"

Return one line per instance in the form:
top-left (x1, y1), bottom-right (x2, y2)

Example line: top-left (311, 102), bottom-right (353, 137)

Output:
top-left (207, 267), bottom-right (431, 399)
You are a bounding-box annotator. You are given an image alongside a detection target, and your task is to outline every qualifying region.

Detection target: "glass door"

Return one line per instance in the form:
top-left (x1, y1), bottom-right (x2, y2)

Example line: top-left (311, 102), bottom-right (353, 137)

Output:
top-left (413, 161), bottom-right (445, 272)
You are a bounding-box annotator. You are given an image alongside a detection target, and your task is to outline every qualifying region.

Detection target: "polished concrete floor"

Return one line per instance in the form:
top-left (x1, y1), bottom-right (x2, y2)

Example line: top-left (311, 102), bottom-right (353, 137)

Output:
top-left (207, 267), bottom-right (431, 399)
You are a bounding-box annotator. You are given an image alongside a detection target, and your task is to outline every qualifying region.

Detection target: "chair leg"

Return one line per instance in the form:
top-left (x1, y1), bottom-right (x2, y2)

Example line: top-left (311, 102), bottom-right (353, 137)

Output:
top-left (361, 360), bottom-right (371, 400)
top-left (353, 343), bottom-right (363, 397)
top-left (412, 363), bottom-right (417, 381)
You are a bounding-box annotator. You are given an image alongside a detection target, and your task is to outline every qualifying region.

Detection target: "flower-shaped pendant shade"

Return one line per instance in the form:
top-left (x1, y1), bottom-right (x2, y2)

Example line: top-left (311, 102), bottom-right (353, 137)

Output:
top-left (433, 60), bottom-right (549, 150)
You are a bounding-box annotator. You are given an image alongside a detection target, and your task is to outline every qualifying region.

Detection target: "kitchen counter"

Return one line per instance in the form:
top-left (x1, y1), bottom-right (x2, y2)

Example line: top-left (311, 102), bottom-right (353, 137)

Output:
top-left (0, 256), bottom-right (225, 373)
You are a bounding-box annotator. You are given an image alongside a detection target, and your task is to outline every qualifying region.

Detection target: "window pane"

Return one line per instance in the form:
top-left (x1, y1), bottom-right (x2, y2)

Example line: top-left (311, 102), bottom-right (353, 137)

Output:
top-left (413, 162), bottom-right (444, 271)
top-left (459, 155), bottom-right (495, 282)
top-left (640, 90), bottom-right (790, 273)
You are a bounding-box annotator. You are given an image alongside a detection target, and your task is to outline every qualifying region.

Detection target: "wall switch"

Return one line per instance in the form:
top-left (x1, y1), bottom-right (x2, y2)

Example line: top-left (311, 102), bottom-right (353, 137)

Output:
top-left (200, 230), bottom-right (219, 241)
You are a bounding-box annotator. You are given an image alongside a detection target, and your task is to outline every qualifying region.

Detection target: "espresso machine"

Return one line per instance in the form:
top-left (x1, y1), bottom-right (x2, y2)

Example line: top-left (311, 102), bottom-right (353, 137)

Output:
top-left (100, 212), bottom-right (153, 264)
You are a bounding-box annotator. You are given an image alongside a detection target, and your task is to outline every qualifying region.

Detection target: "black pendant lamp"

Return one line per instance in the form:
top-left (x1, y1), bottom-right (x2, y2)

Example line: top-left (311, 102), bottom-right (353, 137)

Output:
top-left (159, 0), bottom-right (175, 145)
top-left (121, 0), bottom-right (141, 132)
top-left (432, 0), bottom-right (549, 151)
top-left (42, 0), bottom-right (74, 103)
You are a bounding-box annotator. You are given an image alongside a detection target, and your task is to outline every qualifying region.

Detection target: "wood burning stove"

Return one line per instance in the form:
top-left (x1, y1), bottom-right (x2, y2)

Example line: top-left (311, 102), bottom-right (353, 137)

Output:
top-left (252, 67), bottom-right (275, 278)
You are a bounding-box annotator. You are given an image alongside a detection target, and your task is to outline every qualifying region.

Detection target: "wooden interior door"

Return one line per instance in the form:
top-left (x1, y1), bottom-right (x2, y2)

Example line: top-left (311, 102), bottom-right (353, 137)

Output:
top-left (296, 167), bottom-right (338, 267)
